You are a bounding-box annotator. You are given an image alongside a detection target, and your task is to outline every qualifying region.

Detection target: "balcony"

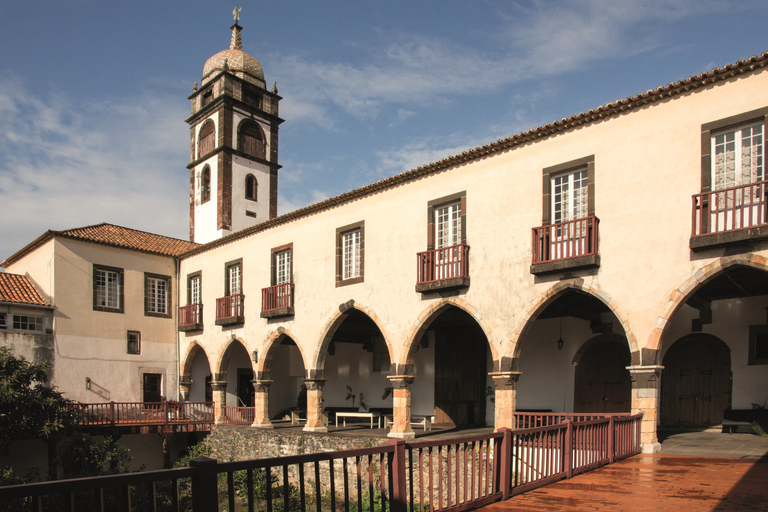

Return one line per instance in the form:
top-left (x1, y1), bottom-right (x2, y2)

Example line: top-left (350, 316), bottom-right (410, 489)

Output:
top-left (691, 180), bottom-right (768, 250)
top-left (260, 283), bottom-right (295, 318)
top-left (178, 303), bottom-right (203, 331)
top-left (531, 216), bottom-right (600, 275)
top-left (215, 294), bottom-right (244, 326)
top-left (416, 243), bottom-right (470, 293)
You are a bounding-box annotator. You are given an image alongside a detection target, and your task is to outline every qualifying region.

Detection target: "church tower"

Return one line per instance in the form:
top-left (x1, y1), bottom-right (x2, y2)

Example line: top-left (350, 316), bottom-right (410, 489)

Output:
top-left (187, 13), bottom-right (283, 243)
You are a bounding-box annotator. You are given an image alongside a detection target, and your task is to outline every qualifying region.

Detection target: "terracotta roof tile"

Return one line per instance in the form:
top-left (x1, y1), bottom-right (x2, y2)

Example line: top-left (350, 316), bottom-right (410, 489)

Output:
top-left (2, 223), bottom-right (198, 267)
top-left (0, 273), bottom-right (49, 306)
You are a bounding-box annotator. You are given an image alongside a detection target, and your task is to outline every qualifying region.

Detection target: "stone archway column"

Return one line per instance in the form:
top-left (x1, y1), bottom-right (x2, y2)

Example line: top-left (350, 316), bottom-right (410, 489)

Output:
top-left (387, 375), bottom-right (416, 439)
top-left (179, 376), bottom-right (192, 402)
top-left (627, 365), bottom-right (663, 453)
top-left (489, 371), bottom-right (522, 431)
top-left (212, 381), bottom-right (228, 425)
top-left (251, 379), bottom-right (274, 429)
top-left (303, 379), bottom-right (327, 432)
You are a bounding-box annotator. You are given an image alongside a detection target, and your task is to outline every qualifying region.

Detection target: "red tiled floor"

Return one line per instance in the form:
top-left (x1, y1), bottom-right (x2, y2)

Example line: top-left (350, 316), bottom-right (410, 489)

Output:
top-left (478, 454), bottom-right (768, 512)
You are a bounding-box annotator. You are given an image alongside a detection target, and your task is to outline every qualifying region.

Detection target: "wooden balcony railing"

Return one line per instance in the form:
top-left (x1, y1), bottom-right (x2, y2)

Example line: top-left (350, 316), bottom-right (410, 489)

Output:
top-left (692, 180), bottom-right (768, 237)
top-left (178, 303), bottom-right (203, 330)
top-left (220, 406), bottom-right (255, 426)
top-left (215, 293), bottom-right (244, 325)
top-left (72, 401), bottom-right (214, 428)
top-left (1, 413), bottom-right (643, 511)
top-left (416, 243), bottom-right (470, 291)
top-left (532, 215), bottom-right (599, 265)
top-left (261, 283), bottom-right (294, 316)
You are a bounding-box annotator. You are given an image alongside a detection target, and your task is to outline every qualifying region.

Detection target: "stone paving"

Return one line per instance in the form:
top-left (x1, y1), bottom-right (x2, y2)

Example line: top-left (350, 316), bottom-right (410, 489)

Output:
top-left (479, 454), bottom-right (768, 512)
top-left (658, 428), bottom-right (768, 458)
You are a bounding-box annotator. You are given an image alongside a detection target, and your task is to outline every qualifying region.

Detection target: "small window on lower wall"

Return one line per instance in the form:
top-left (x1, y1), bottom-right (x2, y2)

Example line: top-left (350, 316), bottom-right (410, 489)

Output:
top-left (749, 325), bottom-right (768, 365)
top-left (127, 331), bottom-right (141, 355)
top-left (13, 315), bottom-right (43, 331)
top-left (0, 313), bottom-right (6, 329)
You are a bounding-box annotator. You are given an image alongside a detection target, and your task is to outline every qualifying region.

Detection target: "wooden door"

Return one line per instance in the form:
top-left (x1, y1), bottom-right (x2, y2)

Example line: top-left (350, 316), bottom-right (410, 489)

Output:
top-left (574, 339), bottom-right (631, 413)
top-left (143, 373), bottom-right (162, 403)
top-left (433, 327), bottom-right (487, 427)
top-left (661, 335), bottom-right (731, 427)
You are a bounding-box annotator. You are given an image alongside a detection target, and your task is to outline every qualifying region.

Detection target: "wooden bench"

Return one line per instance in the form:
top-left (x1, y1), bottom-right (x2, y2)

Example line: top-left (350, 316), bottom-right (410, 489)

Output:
top-left (384, 415), bottom-right (432, 431)
top-left (335, 411), bottom-right (381, 429)
top-left (289, 409), bottom-right (328, 426)
top-left (721, 409), bottom-right (755, 434)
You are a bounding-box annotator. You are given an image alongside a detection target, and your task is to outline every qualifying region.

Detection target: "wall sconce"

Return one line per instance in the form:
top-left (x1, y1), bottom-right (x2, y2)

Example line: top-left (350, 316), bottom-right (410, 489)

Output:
top-left (556, 317), bottom-right (565, 351)
top-left (85, 377), bottom-right (91, 390)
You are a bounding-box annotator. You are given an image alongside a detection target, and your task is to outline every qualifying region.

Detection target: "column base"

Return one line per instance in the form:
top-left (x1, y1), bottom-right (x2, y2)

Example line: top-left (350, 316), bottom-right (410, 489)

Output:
top-left (642, 441), bottom-right (662, 454)
top-left (387, 431), bottom-right (416, 440)
top-left (303, 426), bottom-right (328, 433)
top-left (251, 421), bottom-right (274, 429)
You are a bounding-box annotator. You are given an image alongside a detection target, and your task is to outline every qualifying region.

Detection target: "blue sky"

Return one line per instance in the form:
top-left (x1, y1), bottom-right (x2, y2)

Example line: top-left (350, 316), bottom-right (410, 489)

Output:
top-left (1, 0), bottom-right (767, 263)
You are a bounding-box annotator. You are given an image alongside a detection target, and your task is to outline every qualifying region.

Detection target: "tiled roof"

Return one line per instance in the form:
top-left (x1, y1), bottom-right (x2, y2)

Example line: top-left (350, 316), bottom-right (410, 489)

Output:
top-left (2, 223), bottom-right (198, 267)
top-left (0, 272), bottom-right (49, 306)
top-left (182, 51), bottom-right (768, 258)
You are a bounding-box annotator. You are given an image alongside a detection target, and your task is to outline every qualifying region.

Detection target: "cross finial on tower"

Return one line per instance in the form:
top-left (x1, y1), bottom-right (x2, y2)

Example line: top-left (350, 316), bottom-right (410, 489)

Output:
top-left (233, 6), bottom-right (241, 22)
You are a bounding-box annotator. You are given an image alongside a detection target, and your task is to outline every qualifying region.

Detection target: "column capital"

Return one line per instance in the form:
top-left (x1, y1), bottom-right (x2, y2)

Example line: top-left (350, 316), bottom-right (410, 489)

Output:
top-left (252, 379), bottom-right (273, 392)
top-left (211, 381), bottom-right (228, 392)
top-left (489, 371), bottom-right (522, 390)
top-left (626, 366), bottom-right (664, 388)
top-left (387, 375), bottom-right (415, 388)
top-left (303, 378), bottom-right (326, 391)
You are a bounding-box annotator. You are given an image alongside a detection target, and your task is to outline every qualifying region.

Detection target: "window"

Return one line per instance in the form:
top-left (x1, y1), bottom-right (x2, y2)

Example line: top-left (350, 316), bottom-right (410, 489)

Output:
top-left (201, 89), bottom-right (213, 107)
top-left (552, 168), bottom-right (589, 224)
top-left (198, 120), bottom-right (216, 158)
top-left (12, 315), bottom-right (43, 331)
top-left (188, 273), bottom-right (201, 305)
top-left (200, 166), bottom-right (211, 204)
top-left (426, 192), bottom-right (466, 250)
top-left (273, 246), bottom-right (292, 285)
top-left (245, 174), bottom-right (258, 201)
top-left (749, 325), bottom-right (768, 365)
top-left (712, 123), bottom-right (763, 191)
top-left (336, 221), bottom-right (364, 286)
top-left (0, 313), bottom-right (6, 329)
top-left (93, 265), bottom-right (123, 313)
top-left (226, 261), bottom-right (242, 296)
top-left (145, 274), bottom-right (171, 318)
top-left (238, 121), bottom-right (265, 159)
top-left (243, 84), bottom-right (262, 108)
top-left (418, 192), bottom-right (468, 289)
top-left (127, 331), bottom-right (141, 355)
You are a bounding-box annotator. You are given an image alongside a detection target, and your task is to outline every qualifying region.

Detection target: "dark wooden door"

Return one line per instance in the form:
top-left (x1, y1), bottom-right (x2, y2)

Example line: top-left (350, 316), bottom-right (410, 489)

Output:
top-left (661, 335), bottom-right (731, 427)
top-left (237, 368), bottom-right (254, 407)
top-left (574, 339), bottom-right (631, 413)
top-left (143, 373), bottom-right (162, 403)
top-left (433, 327), bottom-right (487, 427)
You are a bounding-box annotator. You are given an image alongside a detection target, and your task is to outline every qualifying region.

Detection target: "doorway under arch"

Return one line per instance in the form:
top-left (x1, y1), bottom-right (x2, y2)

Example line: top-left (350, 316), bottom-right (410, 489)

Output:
top-left (573, 335), bottom-right (631, 413)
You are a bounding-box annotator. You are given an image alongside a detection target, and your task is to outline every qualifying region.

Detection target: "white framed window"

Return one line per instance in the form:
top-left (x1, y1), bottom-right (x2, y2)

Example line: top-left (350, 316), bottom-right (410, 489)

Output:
top-left (189, 275), bottom-right (201, 305)
top-left (127, 331), bottom-right (141, 355)
top-left (227, 263), bottom-right (242, 296)
top-left (435, 202), bottom-right (461, 249)
top-left (552, 168), bottom-right (589, 224)
top-left (13, 315), bottom-right (43, 332)
top-left (94, 265), bottom-right (122, 312)
top-left (342, 229), bottom-right (362, 280)
top-left (275, 249), bottom-right (292, 285)
top-left (146, 276), bottom-right (169, 315)
top-left (712, 123), bottom-right (763, 191)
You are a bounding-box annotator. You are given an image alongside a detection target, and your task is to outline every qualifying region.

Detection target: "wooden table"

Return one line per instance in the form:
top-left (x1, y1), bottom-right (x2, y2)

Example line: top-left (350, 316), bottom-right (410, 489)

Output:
top-left (335, 411), bottom-right (381, 429)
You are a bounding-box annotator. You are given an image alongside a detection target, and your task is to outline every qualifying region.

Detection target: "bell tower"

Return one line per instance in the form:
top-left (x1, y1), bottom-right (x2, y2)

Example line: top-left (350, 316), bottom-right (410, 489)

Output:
top-left (186, 11), bottom-right (283, 244)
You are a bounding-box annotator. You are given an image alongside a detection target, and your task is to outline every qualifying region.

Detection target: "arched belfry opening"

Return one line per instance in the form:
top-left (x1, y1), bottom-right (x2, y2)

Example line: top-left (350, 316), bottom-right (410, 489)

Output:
top-left (659, 264), bottom-right (768, 428)
top-left (322, 309), bottom-right (392, 413)
top-left (517, 289), bottom-right (631, 413)
top-left (413, 306), bottom-right (491, 428)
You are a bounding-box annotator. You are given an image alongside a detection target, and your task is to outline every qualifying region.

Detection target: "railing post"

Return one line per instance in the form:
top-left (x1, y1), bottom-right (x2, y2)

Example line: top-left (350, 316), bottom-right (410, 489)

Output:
top-left (498, 427), bottom-right (512, 499)
top-left (110, 401), bottom-right (116, 427)
top-left (608, 416), bottom-right (615, 464)
top-left (387, 439), bottom-right (407, 512)
top-left (190, 456), bottom-right (218, 512)
top-left (163, 400), bottom-right (168, 426)
top-left (565, 420), bottom-right (573, 479)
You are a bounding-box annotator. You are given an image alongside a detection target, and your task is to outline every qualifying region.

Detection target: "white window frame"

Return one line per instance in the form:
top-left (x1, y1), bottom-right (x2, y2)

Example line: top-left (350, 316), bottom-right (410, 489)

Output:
top-left (146, 277), bottom-right (168, 315)
top-left (552, 167), bottom-right (589, 225)
top-left (342, 229), bottom-right (362, 280)
top-left (712, 122), bottom-right (764, 191)
top-left (189, 275), bottom-right (201, 305)
top-left (127, 331), bottom-right (141, 355)
top-left (275, 249), bottom-right (292, 285)
top-left (435, 202), bottom-right (461, 249)
top-left (227, 264), bottom-right (242, 296)
top-left (96, 268), bottom-right (120, 309)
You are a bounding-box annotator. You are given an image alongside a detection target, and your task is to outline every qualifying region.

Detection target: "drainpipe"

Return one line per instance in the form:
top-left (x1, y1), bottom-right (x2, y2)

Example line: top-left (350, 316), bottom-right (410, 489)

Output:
top-left (175, 256), bottom-right (181, 401)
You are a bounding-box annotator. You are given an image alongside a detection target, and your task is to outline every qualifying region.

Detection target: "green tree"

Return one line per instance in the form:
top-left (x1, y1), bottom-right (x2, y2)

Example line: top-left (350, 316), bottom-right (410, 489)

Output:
top-left (0, 347), bottom-right (79, 447)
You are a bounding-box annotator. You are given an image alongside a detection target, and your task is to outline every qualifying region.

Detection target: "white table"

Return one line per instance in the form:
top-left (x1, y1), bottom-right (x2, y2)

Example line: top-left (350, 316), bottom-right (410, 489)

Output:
top-left (335, 411), bottom-right (381, 429)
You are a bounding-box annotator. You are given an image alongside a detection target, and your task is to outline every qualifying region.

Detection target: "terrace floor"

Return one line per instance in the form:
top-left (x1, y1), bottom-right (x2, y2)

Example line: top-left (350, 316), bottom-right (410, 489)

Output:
top-left (479, 454), bottom-right (768, 512)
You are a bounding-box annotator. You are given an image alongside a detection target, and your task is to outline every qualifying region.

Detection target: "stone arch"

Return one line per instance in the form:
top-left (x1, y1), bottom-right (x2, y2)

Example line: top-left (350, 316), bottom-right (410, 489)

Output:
top-left (312, 300), bottom-right (394, 375)
top-left (181, 341), bottom-right (210, 380)
top-left (571, 333), bottom-right (628, 366)
top-left (649, 254), bottom-right (768, 357)
top-left (402, 297), bottom-right (499, 372)
top-left (511, 279), bottom-right (639, 365)
top-left (214, 336), bottom-right (253, 381)
top-left (257, 326), bottom-right (308, 380)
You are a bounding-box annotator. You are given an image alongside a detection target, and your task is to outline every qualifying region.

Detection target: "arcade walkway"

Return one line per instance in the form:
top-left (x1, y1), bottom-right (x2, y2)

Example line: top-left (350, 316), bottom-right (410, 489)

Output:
top-left (479, 454), bottom-right (768, 512)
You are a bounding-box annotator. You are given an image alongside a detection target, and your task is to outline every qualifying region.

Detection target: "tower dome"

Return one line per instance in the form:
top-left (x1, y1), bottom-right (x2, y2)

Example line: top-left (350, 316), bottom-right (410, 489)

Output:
top-left (202, 23), bottom-right (265, 87)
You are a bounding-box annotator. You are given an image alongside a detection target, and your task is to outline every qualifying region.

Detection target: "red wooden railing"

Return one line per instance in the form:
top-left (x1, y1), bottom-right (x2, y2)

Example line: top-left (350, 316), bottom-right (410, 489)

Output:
top-left (532, 215), bottom-right (599, 264)
top-left (692, 180), bottom-right (768, 236)
top-left (72, 401), bottom-right (214, 428)
top-left (1, 413), bottom-right (643, 512)
top-left (261, 283), bottom-right (294, 312)
top-left (220, 406), bottom-right (255, 426)
top-left (514, 412), bottom-right (629, 429)
top-left (417, 244), bottom-right (470, 285)
top-left (178, 303), bottom-right (203, 327)
top-left (215, 293), bottom-right (244, 321)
